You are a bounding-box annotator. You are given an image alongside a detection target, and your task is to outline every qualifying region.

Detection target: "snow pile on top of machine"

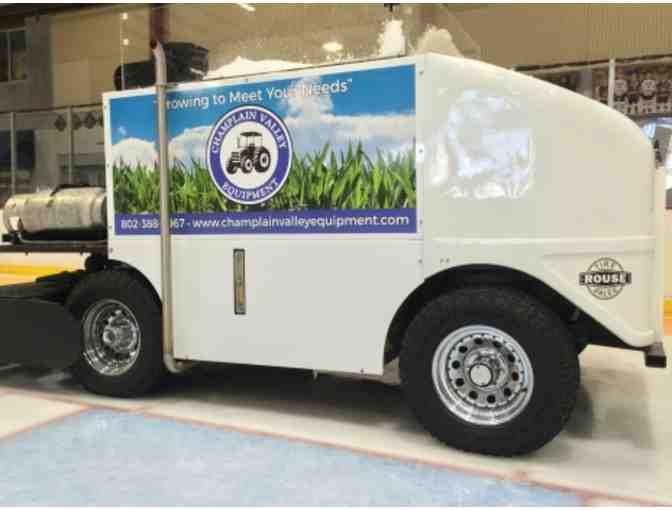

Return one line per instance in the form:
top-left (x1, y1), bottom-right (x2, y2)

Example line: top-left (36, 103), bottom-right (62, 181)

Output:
top-left (414, 26), bottom-right (462, 57)
top-left (375, 19), bottom-right (462, 58)
top-left (377, 19), bottom-right (406, 57)
top-left (205, 19), bottom-right (462, 81)
top-left (206, 57), bottom-right (309, 79)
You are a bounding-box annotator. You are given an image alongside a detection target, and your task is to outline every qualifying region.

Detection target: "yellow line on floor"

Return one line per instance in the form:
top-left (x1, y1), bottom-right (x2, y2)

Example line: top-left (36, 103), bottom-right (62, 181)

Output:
top-left (0, 264), bottom-right (74, 278)
top-left (665, 299), bottom-right (672, 317)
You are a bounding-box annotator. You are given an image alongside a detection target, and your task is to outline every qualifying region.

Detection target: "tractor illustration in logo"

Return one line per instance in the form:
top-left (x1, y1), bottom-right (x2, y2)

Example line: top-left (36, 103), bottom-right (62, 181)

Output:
top-left (208, 105), bottom-right (293, 205)
top-left (226, 131), bottom-right (272, 174)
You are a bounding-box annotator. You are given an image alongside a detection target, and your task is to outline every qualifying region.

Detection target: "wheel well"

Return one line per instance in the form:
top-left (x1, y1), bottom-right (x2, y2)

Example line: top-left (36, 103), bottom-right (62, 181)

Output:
top-left (384, 264), bottom-right (626, 363)
top-left (84, 256), bottom-right (162, 309)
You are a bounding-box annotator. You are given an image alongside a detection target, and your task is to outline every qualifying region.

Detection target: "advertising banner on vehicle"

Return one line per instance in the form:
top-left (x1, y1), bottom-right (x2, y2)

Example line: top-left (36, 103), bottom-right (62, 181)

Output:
top-left (108, 64), bottom-right (416, 235)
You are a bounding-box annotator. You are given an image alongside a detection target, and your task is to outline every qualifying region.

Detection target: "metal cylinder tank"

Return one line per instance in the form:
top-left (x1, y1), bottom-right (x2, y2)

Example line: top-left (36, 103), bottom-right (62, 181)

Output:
top-left (3, 187), bottom-right (107, 235)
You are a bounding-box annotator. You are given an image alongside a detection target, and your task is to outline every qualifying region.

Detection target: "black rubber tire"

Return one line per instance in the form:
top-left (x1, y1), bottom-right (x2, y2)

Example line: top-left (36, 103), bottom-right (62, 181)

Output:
top-left (241, 155), bottom-right (255, 174)
top-left (399, 286), bottom-right (579, 457)
top-left (66, 270), bottom-right (165, 398)
top-left (254, 147), bottom-right (271, 172)
top-left (576, 342), bottom-right (588, 354)
top-left (226, 160), bottom-right (239, 174)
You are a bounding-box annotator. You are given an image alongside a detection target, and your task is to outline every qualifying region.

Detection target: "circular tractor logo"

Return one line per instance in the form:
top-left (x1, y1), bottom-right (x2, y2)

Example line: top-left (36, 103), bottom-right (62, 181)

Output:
top-left (579, 258), bottom-right (632, 300)
top-left (206, 105), bottom-right (293, 205)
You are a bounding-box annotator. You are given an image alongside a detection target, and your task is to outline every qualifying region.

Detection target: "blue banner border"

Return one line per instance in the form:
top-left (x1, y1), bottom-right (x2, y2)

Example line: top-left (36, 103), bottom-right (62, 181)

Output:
top-left (115, 208), bottom-right (417, 236)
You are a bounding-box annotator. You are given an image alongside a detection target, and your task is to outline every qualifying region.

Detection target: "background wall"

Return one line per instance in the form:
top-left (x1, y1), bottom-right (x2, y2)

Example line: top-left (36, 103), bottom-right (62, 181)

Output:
top-left (0, 16), bottom-right (52, 111)
top-left (49, 5), bottom-right (150, 106)
top-left (454, 4), bottom-right (672, 68)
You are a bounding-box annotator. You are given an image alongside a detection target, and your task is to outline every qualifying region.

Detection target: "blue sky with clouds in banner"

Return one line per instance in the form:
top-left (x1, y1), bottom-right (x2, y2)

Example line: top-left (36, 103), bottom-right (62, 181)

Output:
top-left (109, 65), bottom-right (415, 169)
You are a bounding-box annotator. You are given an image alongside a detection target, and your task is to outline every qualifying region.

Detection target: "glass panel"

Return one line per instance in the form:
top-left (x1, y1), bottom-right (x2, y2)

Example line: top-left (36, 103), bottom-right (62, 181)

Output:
top-left (114, 6), bottom-right (151, 92)
top-left (15, 109), bottom-right (70, 193)
top-left (73, 106), bottom-right (106, 186)
top-left (9, 30), bottom-right (27, 81)
top-left (0, 32), bottom-right (8, 82)
top-left (119, 5), bottom-right (476, 85)
top-left (638, 117), bottom-right (672, 193)
top-left (47, 5), bottom-right (148, 102)
top-left (0, 113), bottom-right (10, 207)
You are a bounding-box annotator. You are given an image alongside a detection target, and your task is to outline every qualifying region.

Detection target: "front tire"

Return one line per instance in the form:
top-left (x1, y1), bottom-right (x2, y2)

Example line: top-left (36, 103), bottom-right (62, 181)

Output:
top-left (226, 160), bottom-right (239, 174)
top-left (66, 270), bottom-right (165, 398)
top-left (241, 155), bottom-right (255, 174)
top-left (400, 286), bottom-right (579, 456)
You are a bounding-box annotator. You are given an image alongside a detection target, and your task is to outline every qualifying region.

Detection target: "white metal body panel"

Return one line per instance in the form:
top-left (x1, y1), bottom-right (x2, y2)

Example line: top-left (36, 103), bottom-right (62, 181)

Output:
top-left (107, 235), bottom-right (422, 374)
top-left (171, 238), bottom-right (422, 373)
top-left (418, 54), bottom-right (660, 347)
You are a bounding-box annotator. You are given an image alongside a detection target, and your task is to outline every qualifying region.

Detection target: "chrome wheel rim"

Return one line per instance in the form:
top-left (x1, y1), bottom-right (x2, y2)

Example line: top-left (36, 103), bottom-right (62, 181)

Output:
top-left (82, 299), bottom-right (141, 376)
top-left (432, 325), bottom-right (534, 426)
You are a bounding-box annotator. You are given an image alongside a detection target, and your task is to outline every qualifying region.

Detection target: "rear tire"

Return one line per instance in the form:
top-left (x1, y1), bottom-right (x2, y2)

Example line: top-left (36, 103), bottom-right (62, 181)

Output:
top-left (254, 147), bottom-right (271, 172)
top-left (400, 286), bottom-right (579, 456)
top-left (66, 270), bottom-right (165, 398)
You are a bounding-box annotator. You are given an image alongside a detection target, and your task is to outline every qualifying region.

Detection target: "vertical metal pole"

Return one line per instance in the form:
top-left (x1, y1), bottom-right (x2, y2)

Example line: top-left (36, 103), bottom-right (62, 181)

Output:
top-left (607, 58), bottom-right (616, 109)
top-left (120, 13), bottom-right (127, 90)
top-left (152, 40), bottom-right (185, 374)
top-left (9, 111), bottom-right (16, 196)
top-left (67, 106), bottom-right (75, 184)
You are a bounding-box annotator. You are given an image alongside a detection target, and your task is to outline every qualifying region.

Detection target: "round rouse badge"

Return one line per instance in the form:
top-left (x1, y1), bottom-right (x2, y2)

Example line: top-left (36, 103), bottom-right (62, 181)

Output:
top-left (206, 105), bottom-right (293, 205)
top-left (579, 257), bottom-right (632, 300)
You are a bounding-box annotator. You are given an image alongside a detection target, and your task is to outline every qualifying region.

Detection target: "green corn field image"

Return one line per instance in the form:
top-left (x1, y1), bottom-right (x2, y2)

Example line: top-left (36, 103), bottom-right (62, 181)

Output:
top-left (113, 143), bottom-right (416, 213)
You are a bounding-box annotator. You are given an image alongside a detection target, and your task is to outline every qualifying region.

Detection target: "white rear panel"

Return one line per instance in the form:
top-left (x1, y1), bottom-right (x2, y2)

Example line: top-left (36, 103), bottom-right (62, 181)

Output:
top-left (419, 54), bottom-right (659, 347)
